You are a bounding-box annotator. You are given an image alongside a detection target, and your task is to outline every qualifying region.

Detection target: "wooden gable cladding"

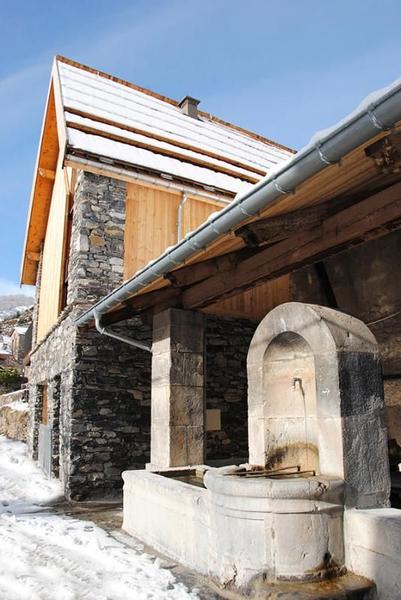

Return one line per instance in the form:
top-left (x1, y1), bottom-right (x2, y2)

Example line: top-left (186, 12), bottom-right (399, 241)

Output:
top-left (123, 182), bottom-right (227, 280)
top-left (21, 84), bottom-right (60, 285)
top-left (36, 166), bottom-right (69, 342)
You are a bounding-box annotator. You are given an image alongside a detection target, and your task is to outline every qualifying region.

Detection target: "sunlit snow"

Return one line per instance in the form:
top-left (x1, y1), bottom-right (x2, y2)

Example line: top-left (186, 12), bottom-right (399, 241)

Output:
top-left (0, 436), bottom-right (198, 600)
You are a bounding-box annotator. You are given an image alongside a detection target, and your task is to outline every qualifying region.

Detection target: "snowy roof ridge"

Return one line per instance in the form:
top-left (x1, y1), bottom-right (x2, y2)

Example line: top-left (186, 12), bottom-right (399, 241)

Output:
top-left (56, 55), bottom-right (294, 154)
top-left (56, 56), bottom-right (294, 194)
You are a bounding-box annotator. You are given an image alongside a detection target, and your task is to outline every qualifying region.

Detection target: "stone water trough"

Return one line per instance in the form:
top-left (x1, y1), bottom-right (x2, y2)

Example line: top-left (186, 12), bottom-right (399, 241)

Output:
top-left (123, 303), bottom-right (393, 595)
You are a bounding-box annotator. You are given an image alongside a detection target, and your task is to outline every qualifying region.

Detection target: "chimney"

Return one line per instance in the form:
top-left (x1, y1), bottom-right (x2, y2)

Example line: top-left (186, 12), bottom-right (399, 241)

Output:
top-left (178, 96), bottom-right (200, 119)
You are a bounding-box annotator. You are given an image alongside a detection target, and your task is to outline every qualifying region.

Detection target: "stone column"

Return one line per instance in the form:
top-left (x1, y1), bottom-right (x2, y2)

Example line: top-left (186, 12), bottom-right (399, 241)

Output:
top-left (150, 308), bottom-right (205, 469)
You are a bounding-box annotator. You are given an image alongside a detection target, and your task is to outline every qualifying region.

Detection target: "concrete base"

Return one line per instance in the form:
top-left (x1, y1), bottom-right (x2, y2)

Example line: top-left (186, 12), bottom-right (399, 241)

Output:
top-left (123, 465), bottom-right (346, 590)
top-left (345, 507), bottom-right (401, 599)
top-left (253, 573), bottom-right (376, 599)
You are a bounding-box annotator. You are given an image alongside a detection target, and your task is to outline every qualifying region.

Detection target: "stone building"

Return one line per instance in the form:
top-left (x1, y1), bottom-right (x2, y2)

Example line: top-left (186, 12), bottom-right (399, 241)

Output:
top-left (21, 56), bottom-right (293, 499)
top-left (22, 56), bottom-right (401, 511)
top-left (75, 76), bottom-right (401, 499)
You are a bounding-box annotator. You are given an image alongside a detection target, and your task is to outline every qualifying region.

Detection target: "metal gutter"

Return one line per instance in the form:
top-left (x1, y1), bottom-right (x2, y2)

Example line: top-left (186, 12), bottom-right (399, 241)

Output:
top-left (65, 155), bottom-right (234, 204)
top-left (76, 80), bottom-right (401, 327)
top-left (94, 311), bottom-right (152, 352)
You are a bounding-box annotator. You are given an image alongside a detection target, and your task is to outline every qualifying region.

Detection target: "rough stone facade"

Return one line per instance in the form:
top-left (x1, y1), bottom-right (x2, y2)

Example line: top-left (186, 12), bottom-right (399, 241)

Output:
top-left (67, 171), bottom-right (126, 305)
top-left (0, 389), bottom-right (29, 441)
top-left (291, 229), bottom-right (401, 470)
top-left (27, 171), bottom-right (152, 500)
top-left (205, 315), bottom-right (256, 462)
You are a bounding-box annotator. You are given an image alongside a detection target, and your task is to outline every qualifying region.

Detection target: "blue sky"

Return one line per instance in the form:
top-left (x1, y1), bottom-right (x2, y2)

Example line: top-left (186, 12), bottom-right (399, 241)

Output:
top-left (2, 0), bottom-right (401, 296)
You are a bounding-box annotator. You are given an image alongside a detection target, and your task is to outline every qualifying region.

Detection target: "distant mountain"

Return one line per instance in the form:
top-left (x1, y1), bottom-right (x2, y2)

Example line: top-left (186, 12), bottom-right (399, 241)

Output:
top-left (0, 295), bottom-right (34, 321)
top-left (0, 295), bottom-right (34, 311)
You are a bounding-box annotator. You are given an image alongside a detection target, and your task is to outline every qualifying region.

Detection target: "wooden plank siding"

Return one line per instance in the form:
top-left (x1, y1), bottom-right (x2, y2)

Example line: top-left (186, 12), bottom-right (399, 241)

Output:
top-left (36, 166), bottom-right (69, 341)
top-left (123, 183), bottom-right (226, 280)
top-left (202, 276), bottom-right (291, 321)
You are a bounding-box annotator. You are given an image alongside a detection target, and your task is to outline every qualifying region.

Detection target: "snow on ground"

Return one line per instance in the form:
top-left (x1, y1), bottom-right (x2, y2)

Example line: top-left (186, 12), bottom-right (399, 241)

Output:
top-left (0, 436), bottom-right (199, 600)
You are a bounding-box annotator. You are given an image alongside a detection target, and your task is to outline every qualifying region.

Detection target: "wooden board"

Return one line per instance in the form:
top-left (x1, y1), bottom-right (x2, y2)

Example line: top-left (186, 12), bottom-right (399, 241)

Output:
top-left (201, 276), bottom-right (291, 321)
top-left (21, 83), bottom-right (60, 285)
top-left (123, 183), bottom-right (226, 279)
top-left (36, 166), bottom-right (68, 341)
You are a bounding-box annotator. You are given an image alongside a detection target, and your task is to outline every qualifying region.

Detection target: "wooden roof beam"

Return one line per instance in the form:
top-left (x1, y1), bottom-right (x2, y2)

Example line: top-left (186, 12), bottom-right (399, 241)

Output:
top-left (235, 195), bottom-right (356, 247)
top-left (165, 247), bottom-right (256, 287)
top-left (181, 180), bottom-right (401, 310)
top-left (101, 286), bottom-right (181, 326)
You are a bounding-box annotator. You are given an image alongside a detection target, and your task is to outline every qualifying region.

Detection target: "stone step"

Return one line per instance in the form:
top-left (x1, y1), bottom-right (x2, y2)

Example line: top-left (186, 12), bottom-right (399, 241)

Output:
top-left (252, 572), bottom-right (376, 600)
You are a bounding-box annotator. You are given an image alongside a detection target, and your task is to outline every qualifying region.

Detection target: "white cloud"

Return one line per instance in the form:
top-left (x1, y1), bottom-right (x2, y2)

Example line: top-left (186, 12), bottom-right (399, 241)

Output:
top-left (0, 279), bottom-right (34, 297)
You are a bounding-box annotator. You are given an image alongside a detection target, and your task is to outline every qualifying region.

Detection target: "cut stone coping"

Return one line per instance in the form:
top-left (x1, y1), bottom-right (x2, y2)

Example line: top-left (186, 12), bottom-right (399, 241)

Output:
top-left (205, 465), bottom-right (343, 499)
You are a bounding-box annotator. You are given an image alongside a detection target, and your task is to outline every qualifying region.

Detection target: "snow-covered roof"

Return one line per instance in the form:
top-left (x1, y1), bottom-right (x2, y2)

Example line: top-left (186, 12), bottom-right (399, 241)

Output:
top-left (14, 326), bottom-right (29, 335)
top-left (57, 57), bottom-right (294, 195)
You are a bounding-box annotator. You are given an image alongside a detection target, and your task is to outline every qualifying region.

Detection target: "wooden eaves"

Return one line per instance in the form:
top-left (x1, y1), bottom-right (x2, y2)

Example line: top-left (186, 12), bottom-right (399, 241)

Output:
top-left (98, 126), bottom-right (401, 326)
top-left (21, 55), bottom-right (294, 287)
top-left (20, 59), bottom-right (67, 285)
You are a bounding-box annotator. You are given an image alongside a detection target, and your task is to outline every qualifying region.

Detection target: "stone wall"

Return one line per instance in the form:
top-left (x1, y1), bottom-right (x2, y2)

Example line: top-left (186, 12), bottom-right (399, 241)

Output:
top-left (70, 318), bottom-right (151, 500)
top-left (205, 316), bottom-right (256, 462)
top-left (67, 171), bottom-right (126, 305)
top-left (28, 170), bottom-right (153, 500)
top-left (291, 229), bottom-right (401, 469)
top-left (0, 389), bottom-right (28, 441)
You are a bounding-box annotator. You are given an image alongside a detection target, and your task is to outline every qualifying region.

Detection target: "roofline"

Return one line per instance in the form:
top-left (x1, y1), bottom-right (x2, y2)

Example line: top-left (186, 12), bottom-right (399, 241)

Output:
top-left (20, 66), bottom-right (55, 285)
top-left (56, 55), bottom-right (295, 155)
top-left (75, 76), bottom-right (401, 326)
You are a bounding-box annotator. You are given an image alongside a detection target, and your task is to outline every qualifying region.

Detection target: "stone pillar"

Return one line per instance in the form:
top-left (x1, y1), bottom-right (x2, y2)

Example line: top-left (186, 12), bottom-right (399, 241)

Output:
top-left (150, 308), bottom-right (205, 469)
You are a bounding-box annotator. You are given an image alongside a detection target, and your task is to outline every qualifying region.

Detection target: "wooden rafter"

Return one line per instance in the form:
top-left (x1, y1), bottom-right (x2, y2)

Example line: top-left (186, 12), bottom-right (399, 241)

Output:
top-left (179, 180), bottom-right (401, 309)
top-left (235, 196), bottom-right (356, 247)
top-left (165, 247), bottom-right (257, 287)
top-left (66, 121), bottom-right (259, 184)
top-left (101, 286), bottom-right (181, 326)
top-left (65, 107), bottom-right (266, 177)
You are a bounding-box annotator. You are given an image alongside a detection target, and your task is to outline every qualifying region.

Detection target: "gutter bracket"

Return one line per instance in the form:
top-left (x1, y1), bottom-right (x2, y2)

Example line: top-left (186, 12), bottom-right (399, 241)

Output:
top-left (94, 311), bottom-right (152, 353)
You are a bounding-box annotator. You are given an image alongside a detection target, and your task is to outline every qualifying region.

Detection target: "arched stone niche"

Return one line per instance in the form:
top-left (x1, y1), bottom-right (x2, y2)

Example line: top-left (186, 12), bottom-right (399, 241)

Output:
top-left (247, 302), bottom-right (391, 508)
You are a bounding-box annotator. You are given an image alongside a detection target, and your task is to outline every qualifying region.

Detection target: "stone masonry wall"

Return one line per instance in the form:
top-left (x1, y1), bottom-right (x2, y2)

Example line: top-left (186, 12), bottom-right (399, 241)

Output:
top-left (70, 318), bottom-right (151, 500)
top-left (205, 316), bottom-right (256, 462)
top-left (67, 171), bottom-right (126, 305)
top-left (28, 170), bottom-right (152, 500)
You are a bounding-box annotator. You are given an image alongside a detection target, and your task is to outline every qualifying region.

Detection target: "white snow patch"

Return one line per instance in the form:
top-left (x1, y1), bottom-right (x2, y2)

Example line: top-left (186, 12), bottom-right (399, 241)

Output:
top-left (0, 436), bottom-right (199, 599)
top-left (1, 401), bottom-right (29, 412)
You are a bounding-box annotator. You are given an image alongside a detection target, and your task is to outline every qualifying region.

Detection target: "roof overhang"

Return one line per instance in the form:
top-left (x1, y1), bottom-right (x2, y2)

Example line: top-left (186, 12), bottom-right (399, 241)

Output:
top-left (21, 56), bottom-right (294, 286)
top-left (75, 75), bottom-right (401, 327)
top-left (20, 59), bottom-right (67, 285)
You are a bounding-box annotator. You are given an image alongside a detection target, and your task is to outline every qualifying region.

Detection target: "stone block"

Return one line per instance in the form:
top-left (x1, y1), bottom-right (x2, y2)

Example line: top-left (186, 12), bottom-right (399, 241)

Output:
top-left (150, 385), bottom-right (170, 424)
top-left (170, 352), bottom-right (204, 387)
top-left (170, 386), bottom-right (204, 427)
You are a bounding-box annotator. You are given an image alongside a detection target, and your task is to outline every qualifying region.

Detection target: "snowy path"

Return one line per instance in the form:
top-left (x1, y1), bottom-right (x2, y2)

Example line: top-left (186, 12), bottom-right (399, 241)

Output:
top-left (0, 436), bottom-right (199, 600)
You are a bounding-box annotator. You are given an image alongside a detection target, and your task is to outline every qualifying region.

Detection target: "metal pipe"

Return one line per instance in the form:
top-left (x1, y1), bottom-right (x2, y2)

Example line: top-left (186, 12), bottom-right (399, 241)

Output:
top-left (177, 192), bottom-right (189, 241)
top-left (76, 81), bottom-right (401, 327)
top-left (94, 311), bottom-right (152, 352)
top-left (65, 155), bottom-right (233, 205)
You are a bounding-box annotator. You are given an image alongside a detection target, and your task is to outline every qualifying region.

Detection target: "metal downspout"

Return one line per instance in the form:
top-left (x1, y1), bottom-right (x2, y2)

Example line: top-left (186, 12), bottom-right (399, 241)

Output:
top-left (177, 192), bottom-right (189, 241)
top-left (94, 311), bottom-right (152, 352)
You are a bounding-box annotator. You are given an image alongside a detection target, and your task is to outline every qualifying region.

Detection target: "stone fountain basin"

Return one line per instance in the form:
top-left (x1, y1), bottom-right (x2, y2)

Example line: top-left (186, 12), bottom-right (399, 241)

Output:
top-left (205, 465), bottom-right (344, 513)
top-left (123, 465), bottom-right (345, 587)
top-left (205, 466), bottom-right (345, 584)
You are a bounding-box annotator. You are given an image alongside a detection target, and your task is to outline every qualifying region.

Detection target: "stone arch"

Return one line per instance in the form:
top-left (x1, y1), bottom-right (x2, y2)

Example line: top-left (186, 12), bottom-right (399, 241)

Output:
top-left (247, 302), bottom-right (390, 507)
top-left (263, 331), bottom-right (319, 473)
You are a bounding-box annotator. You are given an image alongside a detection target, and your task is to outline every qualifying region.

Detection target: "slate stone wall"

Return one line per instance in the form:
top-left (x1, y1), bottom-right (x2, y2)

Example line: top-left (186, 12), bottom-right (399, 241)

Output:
top-left (205, 316), bottom-right (256, 462)
top-left (27, 171), bottom-right (152, 500)
top-left (67, 171), bottom-right (126, 305)
top-left (70, 319), bottom-right (151, 500)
